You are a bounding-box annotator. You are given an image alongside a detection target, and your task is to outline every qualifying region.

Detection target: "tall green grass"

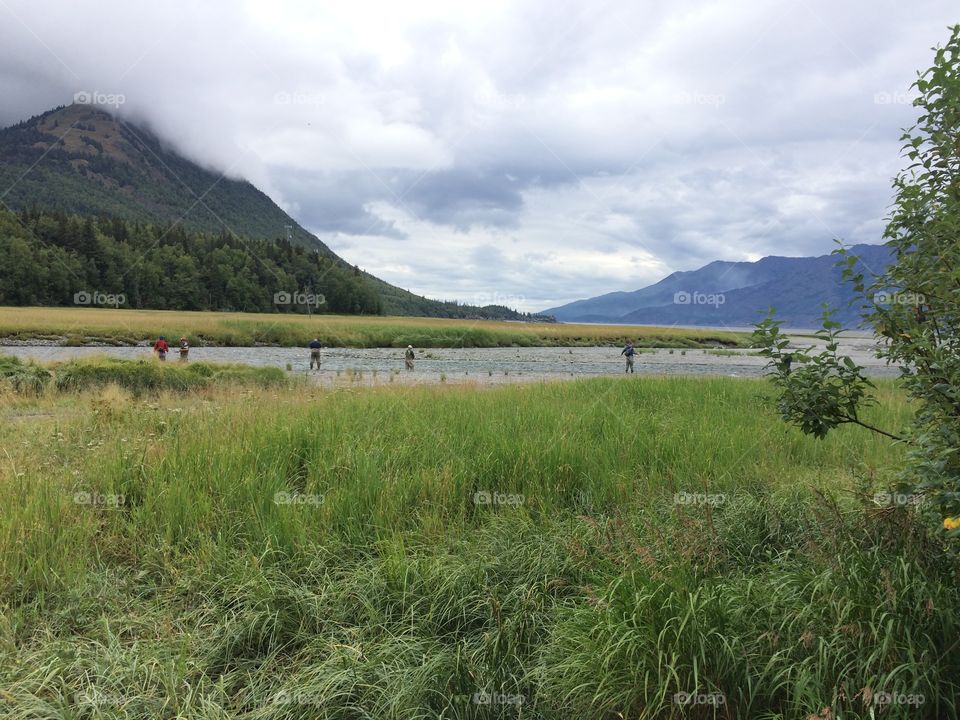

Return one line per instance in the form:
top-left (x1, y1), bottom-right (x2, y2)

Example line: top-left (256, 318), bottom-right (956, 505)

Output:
top-left (1, 354), bottom-right (289, 396)
top-left (53, 356), bottom-right (288, 395)
top-left (0, 354), bottom-right (50, 394)
top-left (0, 377), bottom-right (955, 719)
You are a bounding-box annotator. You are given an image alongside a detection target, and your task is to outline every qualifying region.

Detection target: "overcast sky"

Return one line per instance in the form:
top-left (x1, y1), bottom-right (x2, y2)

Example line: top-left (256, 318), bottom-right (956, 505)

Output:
top-left (0, 0), bottom-right (954, 311)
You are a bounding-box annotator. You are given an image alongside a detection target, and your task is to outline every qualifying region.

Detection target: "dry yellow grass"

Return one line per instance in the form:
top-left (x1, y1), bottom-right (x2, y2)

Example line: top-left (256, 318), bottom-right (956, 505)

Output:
top-left (0, 305), bottom-right (751, 348)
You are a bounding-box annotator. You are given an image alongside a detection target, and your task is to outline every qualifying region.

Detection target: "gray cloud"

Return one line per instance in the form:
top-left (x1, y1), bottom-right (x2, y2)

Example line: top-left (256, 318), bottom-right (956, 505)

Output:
top-left (0, 0), bottom-right (955, 311)
top-left (403, 169), bottom-right (526, 229)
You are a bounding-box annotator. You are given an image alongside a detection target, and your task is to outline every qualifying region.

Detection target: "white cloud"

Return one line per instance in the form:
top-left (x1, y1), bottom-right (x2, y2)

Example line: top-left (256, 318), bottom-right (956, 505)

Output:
top-left (0, 0), bottom-right (954, 310)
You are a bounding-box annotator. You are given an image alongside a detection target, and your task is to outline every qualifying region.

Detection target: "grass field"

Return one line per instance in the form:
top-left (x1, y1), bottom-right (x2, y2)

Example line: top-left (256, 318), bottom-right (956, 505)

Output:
top-left (0, 306), bottom-right (752, 349)
top-left (1, 360), bottom-right (956, 719)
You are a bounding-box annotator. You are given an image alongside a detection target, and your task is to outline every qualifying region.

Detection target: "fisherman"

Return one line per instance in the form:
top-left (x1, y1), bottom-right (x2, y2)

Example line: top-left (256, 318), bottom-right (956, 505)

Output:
top-left (404, 344), bottom-right (415, 370)
top-left (178, 336), bottom-right (190, 362)
top-left (621, 340), bottom-right (636, 373)
top-left (153, 336), bottom-right (169, 362)
top-left (780, 352), bottom-right (793, 375)
top-left (309, 338), bottom-right (323, 370)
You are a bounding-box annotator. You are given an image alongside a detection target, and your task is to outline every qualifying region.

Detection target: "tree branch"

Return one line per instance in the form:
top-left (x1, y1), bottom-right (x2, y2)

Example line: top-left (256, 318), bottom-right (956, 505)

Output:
top-left (842, 415), bottom-right (908, 442)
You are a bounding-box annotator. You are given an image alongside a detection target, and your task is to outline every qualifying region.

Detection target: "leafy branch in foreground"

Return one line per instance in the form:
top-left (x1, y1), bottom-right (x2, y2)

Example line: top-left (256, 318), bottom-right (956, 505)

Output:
top-left (753, 308), bottom-right (903, 441)
top-left (754, 24), bottom-right (960, 529)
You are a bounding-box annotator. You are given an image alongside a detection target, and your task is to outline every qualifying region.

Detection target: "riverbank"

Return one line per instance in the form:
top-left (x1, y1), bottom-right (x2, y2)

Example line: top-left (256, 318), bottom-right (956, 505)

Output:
top-left (0, 306), bottom-right (751, 349)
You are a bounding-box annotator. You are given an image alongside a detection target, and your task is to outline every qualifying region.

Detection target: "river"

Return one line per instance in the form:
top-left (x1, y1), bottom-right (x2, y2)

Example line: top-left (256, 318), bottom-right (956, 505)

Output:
top-left (2, 333), bottom-right (898, 386)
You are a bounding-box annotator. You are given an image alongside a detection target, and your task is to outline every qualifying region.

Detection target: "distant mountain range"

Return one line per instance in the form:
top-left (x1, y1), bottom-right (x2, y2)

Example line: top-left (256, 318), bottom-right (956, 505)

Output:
top-left (543, 244), bottom-right (892, 328)
top-left (0, 104), bottom-right (545, 320)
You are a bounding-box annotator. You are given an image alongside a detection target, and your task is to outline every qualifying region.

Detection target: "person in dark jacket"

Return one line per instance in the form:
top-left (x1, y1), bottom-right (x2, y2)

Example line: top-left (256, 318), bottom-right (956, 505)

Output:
top-left (780, 352), bottom-right (793, 375)
top-left (309, 338), bottom-right (323, 370)
top-left (621, 341), bottom-right (636, 373)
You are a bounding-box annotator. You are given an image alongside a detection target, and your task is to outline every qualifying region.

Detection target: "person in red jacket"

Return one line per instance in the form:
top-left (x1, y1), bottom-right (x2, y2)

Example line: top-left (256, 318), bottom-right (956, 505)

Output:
top-left (153, 336), bottom-right (170, 361)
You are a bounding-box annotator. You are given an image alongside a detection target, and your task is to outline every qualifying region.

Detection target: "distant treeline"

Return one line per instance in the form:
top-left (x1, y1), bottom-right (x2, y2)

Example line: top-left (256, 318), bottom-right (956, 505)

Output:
top-left (0, 208), bottom-right (554, 321)
top-left (0, 208), bottom-right (383, 314)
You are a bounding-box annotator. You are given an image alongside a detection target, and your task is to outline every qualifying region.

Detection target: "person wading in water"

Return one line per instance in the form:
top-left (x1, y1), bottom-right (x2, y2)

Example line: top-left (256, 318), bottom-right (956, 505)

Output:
top-left (621, 341), bottom-right (636, 373)
top-left (309, 338), bottom-right (323, 370)
top-left (405, 345), bottom-right (415, 370)
top-left (153, 336), bottom-right (169, 362)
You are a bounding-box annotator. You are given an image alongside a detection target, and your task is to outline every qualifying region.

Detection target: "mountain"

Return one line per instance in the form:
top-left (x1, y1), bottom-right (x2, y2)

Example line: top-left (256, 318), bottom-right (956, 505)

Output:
top-left (543, 244), bottom-right (893, 328)
top-left (0, 104), bottom-right (330, 250)
top-left (0, 104), bottom-right (543, 319)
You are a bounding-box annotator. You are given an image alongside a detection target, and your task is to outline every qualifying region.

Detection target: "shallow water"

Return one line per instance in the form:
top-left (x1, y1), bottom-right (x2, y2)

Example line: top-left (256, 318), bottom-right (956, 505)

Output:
top-left (3, 335), bottom-right (899, 384)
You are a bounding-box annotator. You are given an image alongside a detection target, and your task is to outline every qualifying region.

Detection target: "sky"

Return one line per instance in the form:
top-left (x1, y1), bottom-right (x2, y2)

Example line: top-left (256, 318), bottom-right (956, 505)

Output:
top-left (0, 0), bottom-right (955, 312)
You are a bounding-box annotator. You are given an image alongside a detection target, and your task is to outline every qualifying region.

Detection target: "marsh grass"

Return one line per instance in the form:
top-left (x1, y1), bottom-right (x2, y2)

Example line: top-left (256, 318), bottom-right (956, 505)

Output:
top-left (3, 352), bottom-right (290, 397)
top-left (0, 376), bottom-right (956, 719)
top-left (52, 356), bottom-right (288, 395)
top-left (0, 305), bottom-right (751, 349)
top-left (0, 354), bottom-right (51, 394)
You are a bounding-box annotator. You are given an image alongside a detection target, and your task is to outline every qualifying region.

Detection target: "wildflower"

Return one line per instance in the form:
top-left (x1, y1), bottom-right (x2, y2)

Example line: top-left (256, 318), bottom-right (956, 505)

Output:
top-left (943, 517), bottom-right (960, 531)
